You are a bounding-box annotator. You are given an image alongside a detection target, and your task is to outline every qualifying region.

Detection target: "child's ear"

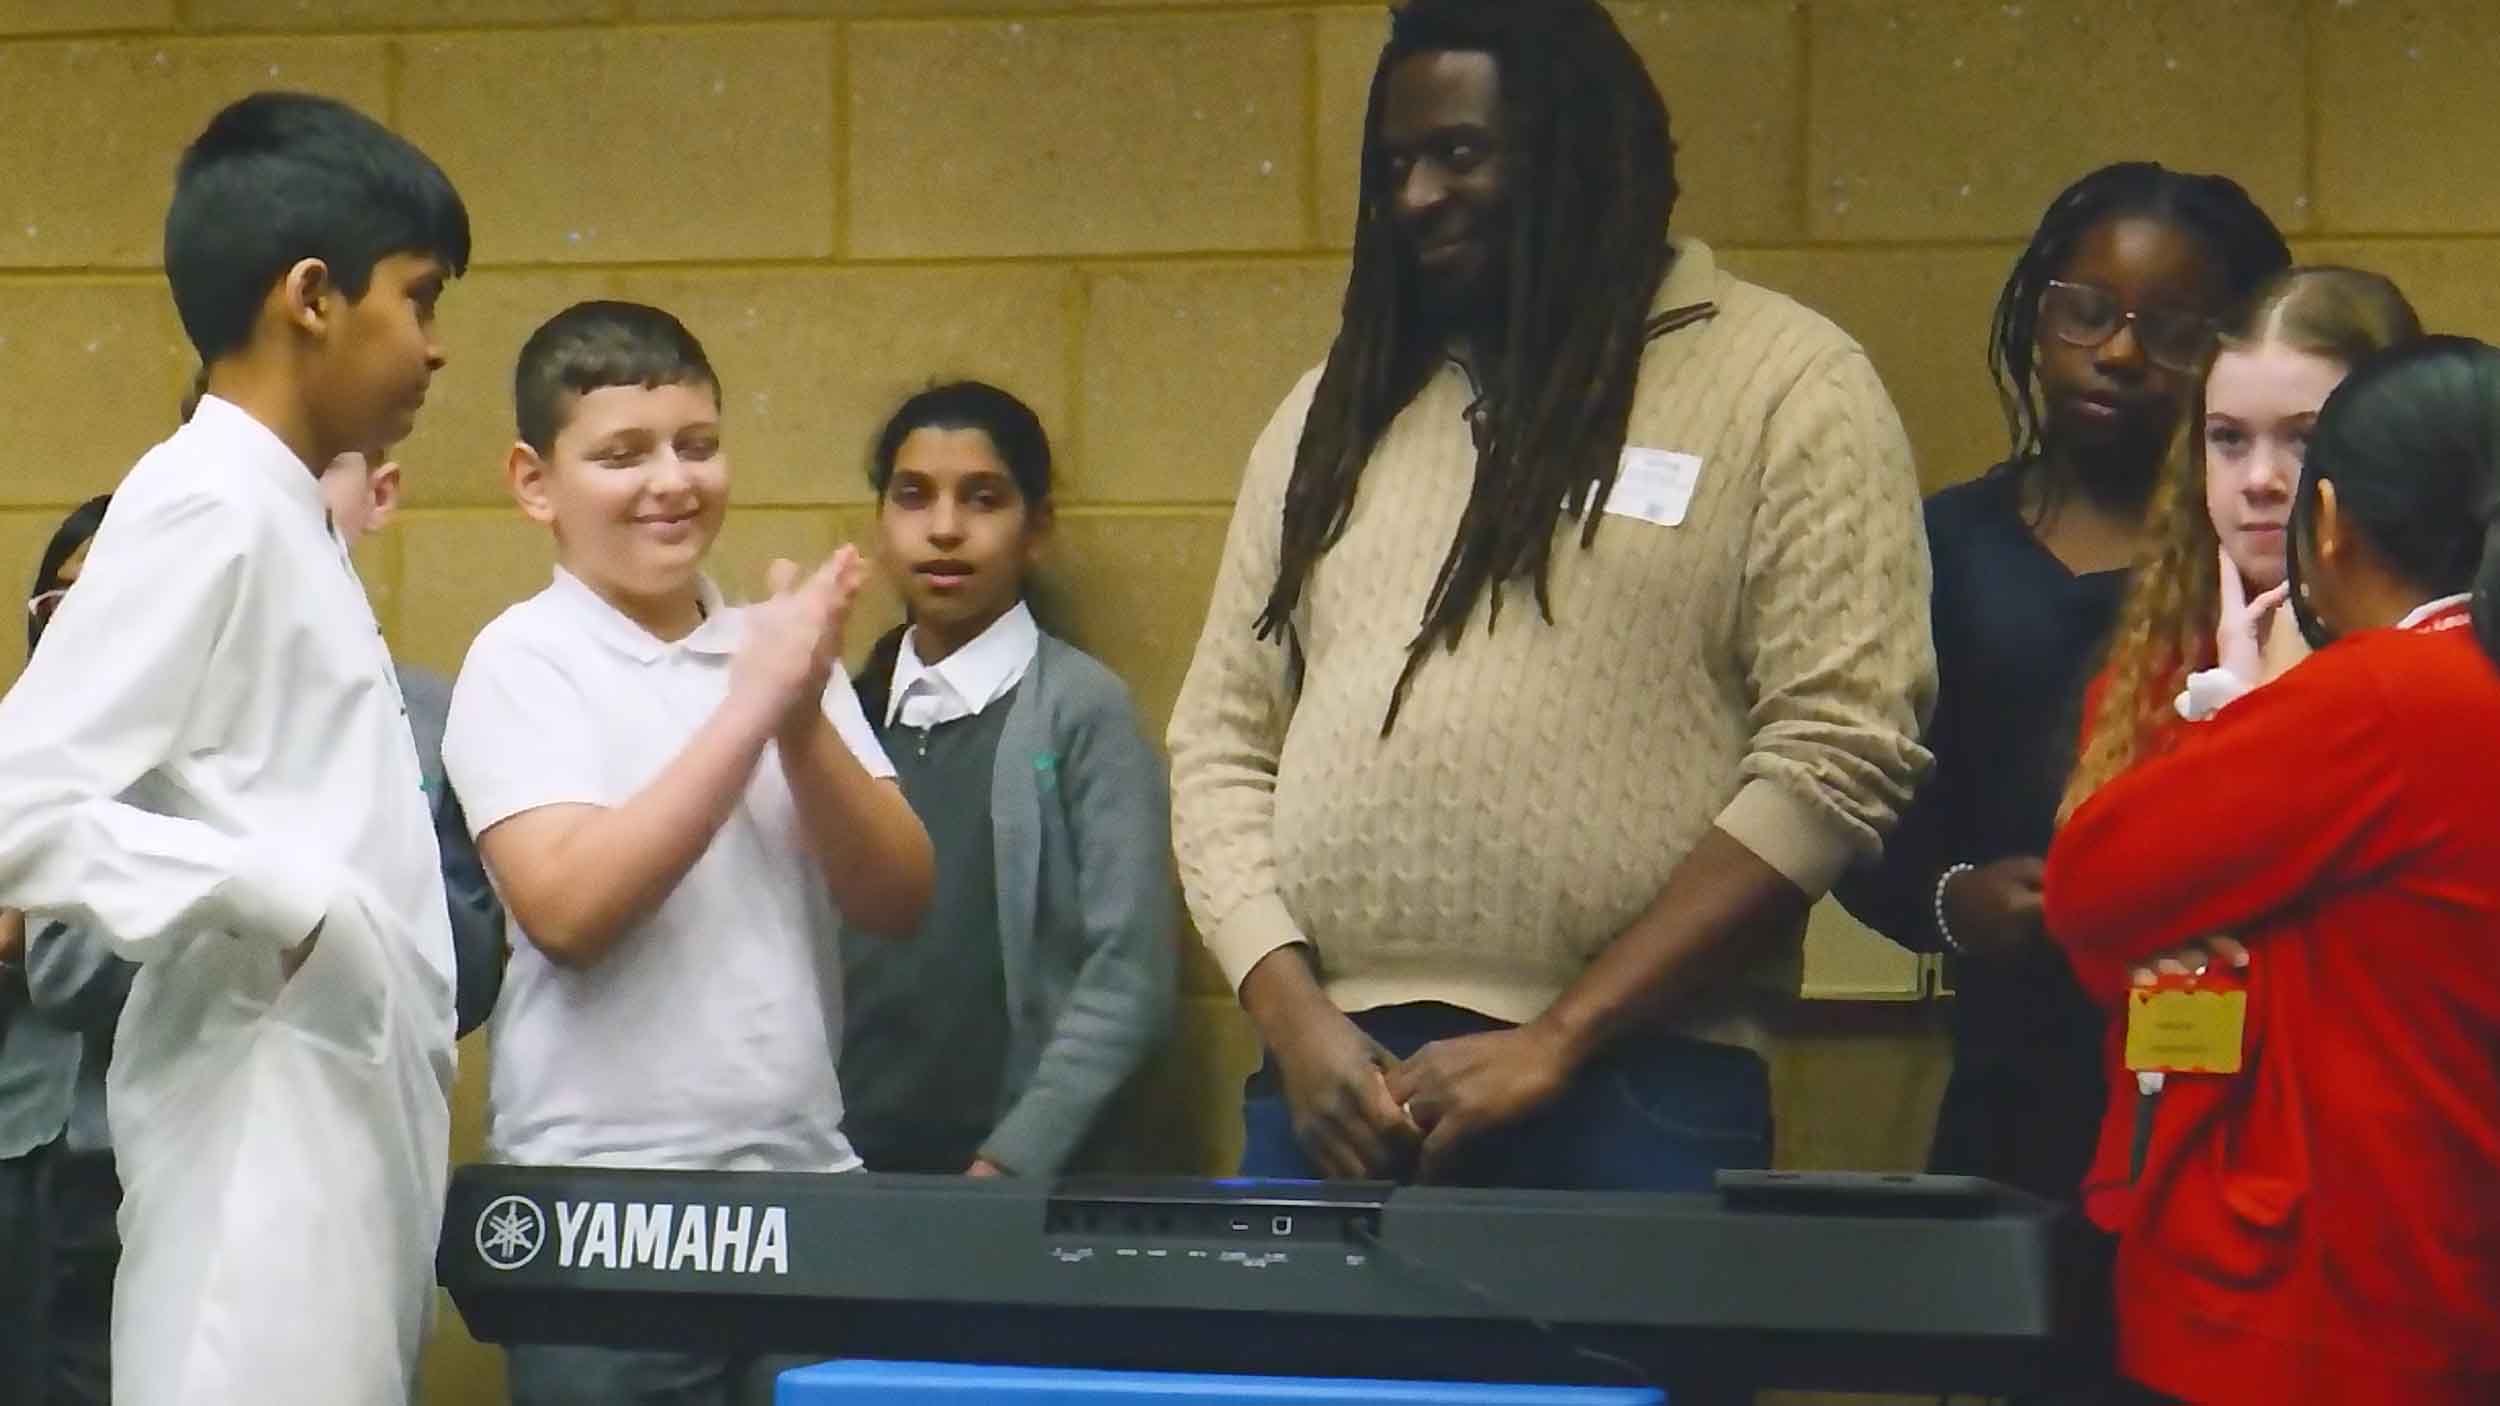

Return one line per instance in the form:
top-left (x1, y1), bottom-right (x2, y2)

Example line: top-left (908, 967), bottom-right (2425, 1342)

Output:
top-left (367, 461), bottom-right (405, 533)
top-left (508, 442), bottom-right (558, 526)
top-left (2313, 479), bottom-right (2347, 568)
top-left (278, 258), bottom-right (336, 338)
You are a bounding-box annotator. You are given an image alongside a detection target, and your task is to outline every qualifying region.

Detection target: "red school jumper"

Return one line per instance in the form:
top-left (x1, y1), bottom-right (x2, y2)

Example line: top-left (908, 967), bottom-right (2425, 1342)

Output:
top-left (2043, 605), bottom-right (2500, 1406)
top-left (2066, 659), bottom-right (2191, 1236)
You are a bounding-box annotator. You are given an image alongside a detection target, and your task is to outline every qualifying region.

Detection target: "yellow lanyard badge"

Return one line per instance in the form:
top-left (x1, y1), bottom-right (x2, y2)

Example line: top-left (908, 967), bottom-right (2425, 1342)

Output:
top-left (2124, 974), bottom-right (2247, 1075)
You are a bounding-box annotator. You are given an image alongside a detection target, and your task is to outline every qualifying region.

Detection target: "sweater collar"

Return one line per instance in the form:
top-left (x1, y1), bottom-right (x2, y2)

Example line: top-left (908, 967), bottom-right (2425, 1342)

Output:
top-left (1450, 235), bottom-right (1720, 377)
top-left (1443, 235), bottom-right (1721, 402)
top-left (1644, 235), bottom-right (1722, 339)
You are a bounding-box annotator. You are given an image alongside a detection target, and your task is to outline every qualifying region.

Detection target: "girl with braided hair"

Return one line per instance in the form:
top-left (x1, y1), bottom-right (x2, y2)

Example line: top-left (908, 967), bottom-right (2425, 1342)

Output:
top-left (1837, 164), bottom-right (2291, 1208)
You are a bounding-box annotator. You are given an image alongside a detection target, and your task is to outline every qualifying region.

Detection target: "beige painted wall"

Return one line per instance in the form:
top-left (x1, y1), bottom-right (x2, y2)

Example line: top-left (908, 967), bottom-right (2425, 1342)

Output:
top-left (4, 1), bottom-right (2498, 1400)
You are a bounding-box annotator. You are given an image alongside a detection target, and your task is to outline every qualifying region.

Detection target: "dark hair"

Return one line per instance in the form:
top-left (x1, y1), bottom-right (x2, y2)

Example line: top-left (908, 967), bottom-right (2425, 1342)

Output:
top-left (513, 301), bottom-right (721, 455)
top-left (868, 380), bottom-right (1053, 507)
top-left (1259, 0), bottom-right (1677, 731)
top-left (2287, 335), bottom-right (2500, 665)
top-left (165, 92), bottom-right (471, 363)
top-left (1988, 162), bottom-right (2291, 472)
top-left (29, 495), bottom-right (113, 653)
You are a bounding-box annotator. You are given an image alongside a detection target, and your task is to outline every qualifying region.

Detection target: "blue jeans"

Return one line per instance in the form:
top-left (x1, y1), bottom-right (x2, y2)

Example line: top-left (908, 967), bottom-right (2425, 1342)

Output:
top-left (505, 1344), bottom-right (816, 1406)
top-left (1239, 1003), bottom-right (1771, 1190)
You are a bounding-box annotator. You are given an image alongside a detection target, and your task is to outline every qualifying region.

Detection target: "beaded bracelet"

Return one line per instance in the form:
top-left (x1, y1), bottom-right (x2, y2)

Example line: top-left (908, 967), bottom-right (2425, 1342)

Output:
top-left (1933, 862), bottom-right (1977, 956)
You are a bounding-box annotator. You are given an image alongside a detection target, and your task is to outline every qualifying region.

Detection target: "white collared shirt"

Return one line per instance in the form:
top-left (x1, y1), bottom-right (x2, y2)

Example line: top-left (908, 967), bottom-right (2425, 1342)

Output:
top-left (0, 394), bottom-right (456, 1404)
top-left (887, 601), bottom-right (1041, 729)
top-left (2399, 593), bottom-right (2473, 630)
top-left (444, 567), bottom-right (895, 1174)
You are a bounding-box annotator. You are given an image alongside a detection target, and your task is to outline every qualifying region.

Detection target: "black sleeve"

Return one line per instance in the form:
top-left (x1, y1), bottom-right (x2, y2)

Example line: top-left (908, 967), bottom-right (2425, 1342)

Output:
top-left (441, 778), bottom-right (508, 1039)
top-left (1831, 692), bottom-right (1959, 952)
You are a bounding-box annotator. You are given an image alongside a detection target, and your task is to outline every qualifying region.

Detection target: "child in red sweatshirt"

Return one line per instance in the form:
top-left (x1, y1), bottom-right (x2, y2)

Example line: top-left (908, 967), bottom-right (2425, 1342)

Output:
top-left (2045, 335), bottom-right (2500, 1406)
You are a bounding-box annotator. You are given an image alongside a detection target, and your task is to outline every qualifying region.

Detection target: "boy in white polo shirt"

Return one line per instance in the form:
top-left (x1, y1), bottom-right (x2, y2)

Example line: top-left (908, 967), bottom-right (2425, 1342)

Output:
top-left (442, 300), bottom-right (934, 1406)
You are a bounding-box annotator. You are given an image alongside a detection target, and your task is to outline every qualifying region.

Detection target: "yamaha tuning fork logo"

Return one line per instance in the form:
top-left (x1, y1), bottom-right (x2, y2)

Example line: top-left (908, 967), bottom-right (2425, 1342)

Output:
top-left (476, 1195), bottom-right (548, 1272)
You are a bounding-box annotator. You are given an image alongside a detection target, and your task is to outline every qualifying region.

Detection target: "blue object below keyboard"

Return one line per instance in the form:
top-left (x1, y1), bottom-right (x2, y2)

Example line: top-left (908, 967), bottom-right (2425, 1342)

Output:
top-left (778, 1360), bottom-right (1663, 1405)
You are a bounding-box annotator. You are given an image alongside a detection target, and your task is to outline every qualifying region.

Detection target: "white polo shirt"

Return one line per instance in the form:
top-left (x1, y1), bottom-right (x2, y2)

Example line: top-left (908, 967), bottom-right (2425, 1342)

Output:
top-left (443, 568), bottom-right (895, 1173)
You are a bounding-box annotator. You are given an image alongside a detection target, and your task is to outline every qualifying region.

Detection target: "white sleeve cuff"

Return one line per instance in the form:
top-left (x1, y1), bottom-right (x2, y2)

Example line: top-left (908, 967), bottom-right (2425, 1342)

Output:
top-left (220, 848), bottom-right (339, 953)
top-left (2174, 667), bottom-right (2254, 723)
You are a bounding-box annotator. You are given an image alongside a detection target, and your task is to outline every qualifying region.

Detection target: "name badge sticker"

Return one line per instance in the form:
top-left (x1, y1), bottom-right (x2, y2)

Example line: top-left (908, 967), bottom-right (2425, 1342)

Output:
top-left (1602, 447), bottom-right (1703, 528)
top-left (2124, 984), bottom-right (2248, 1075)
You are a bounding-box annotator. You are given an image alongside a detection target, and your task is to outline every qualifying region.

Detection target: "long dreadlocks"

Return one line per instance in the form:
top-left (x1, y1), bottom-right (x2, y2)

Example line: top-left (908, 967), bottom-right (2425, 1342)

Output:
top-left (1252, 0), bottom-right (1678, 732)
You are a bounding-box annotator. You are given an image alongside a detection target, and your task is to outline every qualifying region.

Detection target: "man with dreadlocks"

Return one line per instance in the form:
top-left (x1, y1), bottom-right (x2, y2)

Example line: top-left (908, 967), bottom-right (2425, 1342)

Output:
top-left (1169, 0), bottom-right (1933, 1192)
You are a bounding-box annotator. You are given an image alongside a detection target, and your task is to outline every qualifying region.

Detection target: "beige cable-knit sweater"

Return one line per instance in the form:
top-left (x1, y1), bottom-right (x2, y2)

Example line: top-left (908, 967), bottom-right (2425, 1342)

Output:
top-left (1167, 239), bottom-right (1935, 1053)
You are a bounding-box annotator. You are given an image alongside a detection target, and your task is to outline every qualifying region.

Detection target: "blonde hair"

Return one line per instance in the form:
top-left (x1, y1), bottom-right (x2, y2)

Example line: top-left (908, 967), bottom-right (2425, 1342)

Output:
top-left (2059, 267), bottom-right (2422, 821)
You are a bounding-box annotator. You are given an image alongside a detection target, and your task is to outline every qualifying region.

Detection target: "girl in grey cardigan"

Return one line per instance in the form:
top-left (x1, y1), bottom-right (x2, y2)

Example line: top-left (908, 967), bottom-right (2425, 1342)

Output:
top-left (839, 382), bottom-right (1177, 1176)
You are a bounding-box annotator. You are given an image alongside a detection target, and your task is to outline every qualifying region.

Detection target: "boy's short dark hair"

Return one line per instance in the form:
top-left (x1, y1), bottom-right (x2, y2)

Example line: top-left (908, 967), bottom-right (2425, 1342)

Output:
top-left (514, 301), bottom-right (722, 456)
top-left (869, 380), bottom-right (1054, 507)
top-left (165, 92), bottom-right (471, 363)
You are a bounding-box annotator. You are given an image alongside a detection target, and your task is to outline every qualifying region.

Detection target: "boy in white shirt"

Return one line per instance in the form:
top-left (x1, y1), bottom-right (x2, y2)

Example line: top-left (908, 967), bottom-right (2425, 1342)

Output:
top-left (443, 300), bottom-right (934, 1406)
top-left (0, 93), bottom-right (471, 1405)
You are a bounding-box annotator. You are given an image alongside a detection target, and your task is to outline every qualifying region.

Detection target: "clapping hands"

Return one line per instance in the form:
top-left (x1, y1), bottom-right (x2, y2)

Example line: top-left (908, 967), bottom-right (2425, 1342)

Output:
top-left (732, 546), bottom-right (869, 725)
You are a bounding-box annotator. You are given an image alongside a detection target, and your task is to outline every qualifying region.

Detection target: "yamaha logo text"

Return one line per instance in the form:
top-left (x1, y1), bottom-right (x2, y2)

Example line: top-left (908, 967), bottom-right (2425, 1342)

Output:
top-left (474, 1196), bottom-right (791, 1276)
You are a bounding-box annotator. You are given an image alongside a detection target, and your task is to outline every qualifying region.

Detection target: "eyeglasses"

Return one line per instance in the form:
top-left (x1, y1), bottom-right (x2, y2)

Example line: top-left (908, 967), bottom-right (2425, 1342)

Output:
top-left (26, 588), bottom-right (66, 628)
top-left (2040, 280), bottom-right (2217, 373)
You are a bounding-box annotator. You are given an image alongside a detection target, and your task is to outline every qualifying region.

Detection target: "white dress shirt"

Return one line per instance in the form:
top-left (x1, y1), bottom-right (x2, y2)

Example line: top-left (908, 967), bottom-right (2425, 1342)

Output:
top-left (887, 601), bottom-right (1041, 730)
top-left (0, 396), bottom-right (456, 1405)
top-left (444, 568), bottom-right (895, 1174)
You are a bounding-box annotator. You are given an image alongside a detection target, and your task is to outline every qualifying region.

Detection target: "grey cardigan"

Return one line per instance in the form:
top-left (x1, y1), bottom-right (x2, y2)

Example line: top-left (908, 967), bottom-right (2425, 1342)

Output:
top-left (866, 632), bottom-right (1179, 1175)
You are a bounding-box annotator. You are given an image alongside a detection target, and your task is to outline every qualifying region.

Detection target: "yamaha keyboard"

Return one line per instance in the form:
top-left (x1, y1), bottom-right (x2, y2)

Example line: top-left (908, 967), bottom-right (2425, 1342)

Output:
top-left (440, 1167), bottom-right (2080, 1395)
